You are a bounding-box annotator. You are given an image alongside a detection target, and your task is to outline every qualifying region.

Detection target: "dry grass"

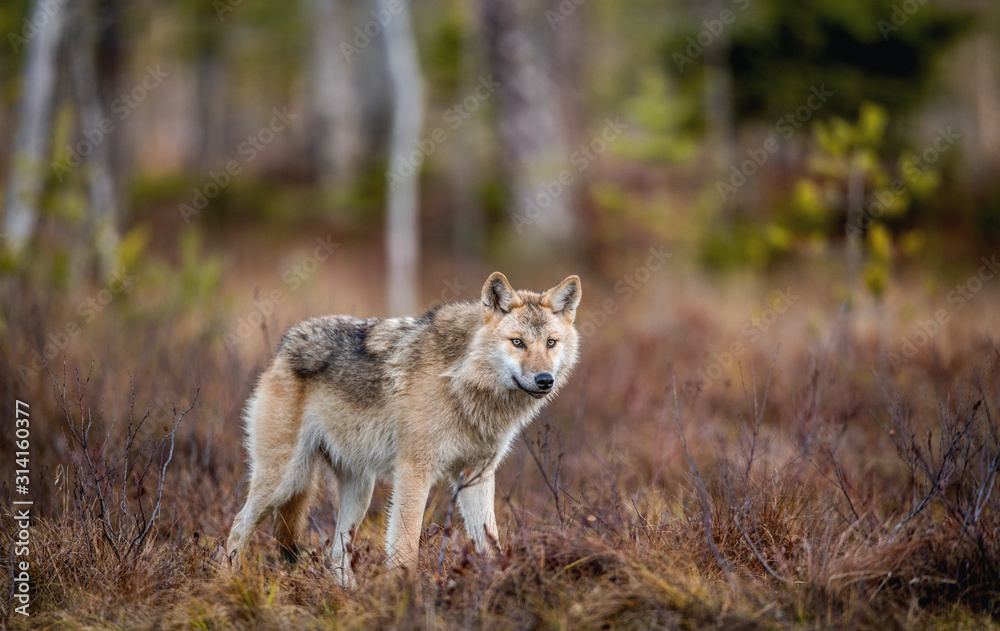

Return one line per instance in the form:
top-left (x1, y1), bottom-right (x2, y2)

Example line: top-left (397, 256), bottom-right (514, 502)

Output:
top-left (2, 239), bottom-right (999, 630)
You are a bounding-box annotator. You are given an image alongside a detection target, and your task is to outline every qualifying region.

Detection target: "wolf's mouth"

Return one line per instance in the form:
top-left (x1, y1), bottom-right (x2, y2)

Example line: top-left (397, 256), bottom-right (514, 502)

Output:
top-left (514, 377), bottom-right (550, 399)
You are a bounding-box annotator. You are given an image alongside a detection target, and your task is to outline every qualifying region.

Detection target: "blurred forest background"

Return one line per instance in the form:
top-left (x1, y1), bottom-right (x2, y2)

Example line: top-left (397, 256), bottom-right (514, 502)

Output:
top-left (2, 0), bottom-right (998, 296)
top-left (3, 0), bottom-right (1000, 628)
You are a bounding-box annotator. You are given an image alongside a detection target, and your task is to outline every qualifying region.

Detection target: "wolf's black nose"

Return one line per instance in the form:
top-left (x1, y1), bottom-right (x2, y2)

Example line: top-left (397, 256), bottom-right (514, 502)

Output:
top-left (535, 373), bottom-right (554, 390)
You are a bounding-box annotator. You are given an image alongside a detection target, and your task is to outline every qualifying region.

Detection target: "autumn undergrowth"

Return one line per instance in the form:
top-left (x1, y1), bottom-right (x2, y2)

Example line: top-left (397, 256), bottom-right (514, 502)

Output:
top-left (1, 254), bottom-right (999, 630)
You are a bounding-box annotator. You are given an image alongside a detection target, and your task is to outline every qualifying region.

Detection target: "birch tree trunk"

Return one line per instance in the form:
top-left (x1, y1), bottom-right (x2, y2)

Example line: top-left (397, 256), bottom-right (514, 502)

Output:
top-left (307, 0), bottom-right (363, 185)
top-left (3, 0), bottom-right (66, 256)
top-left (70, 0), bottom-right (119, 278)
top-left (450, 12), bottom-right (485, 264)
top-left (381, 0), bottom-right (424, 315)
top-left (481, 0), bottom-right (576, 245)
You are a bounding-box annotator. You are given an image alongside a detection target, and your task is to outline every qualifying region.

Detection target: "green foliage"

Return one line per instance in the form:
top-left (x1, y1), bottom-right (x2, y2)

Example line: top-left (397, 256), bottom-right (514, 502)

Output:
top-left (724, 0), bottom-right (971, 124)
top-left (972, 185), bottom-right (1000, 246)
top-left (793, 103), bottom-right (941, 299)
top-left (814, 101), bottom-right (889, 158)
top-left (418, 1), bottom-right (466, 95)
top-left (129, 166), bottom-right (384, 231)
top-left (0, 0), bottom-right (33, 79)
top-left (137, 228), bottom-right (224, 315)
top-left (697, 101), bottom-right (942, 275)
top-left (862, 222), bottom-right (891, 298)
top-left (177, 229), bottom-right (224, 307)
top-left (699, 217), bottom-right (805, 272)
top-left (117, 225), bottom-right (150, 274)
top-left (619, 69), bottom-right (698, 164)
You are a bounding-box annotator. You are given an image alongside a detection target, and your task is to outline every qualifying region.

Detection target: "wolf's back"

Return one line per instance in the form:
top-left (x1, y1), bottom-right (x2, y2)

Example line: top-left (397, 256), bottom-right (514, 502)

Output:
top-left (276, 316), bottom-right (379, 376)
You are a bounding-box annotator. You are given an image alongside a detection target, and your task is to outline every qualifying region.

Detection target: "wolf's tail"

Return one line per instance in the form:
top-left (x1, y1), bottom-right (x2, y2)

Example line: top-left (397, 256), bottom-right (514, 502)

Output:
top-left (275, 321), bottom-right (332, 377)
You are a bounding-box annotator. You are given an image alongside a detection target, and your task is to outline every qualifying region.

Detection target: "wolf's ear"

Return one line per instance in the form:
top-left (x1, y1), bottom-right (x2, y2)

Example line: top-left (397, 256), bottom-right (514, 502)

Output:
top-left (482, 272), bottom-right (523, 322)
top-left (542, 275), bottom-right (582, 321)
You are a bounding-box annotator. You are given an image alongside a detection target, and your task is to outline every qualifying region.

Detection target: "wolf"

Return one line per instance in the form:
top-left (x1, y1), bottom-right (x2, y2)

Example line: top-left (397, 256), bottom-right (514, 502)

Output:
top-left (225, 272), bottom-right (581, 585)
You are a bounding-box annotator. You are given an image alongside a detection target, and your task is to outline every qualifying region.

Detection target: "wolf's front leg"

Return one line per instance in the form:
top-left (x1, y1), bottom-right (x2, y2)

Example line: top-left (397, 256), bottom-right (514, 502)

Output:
top-left (329, 470), bottom-right (375, 588)
top-left (457, 470), bottom-right (500, 556)
top-left (384, 461), bottom-right (432, 571)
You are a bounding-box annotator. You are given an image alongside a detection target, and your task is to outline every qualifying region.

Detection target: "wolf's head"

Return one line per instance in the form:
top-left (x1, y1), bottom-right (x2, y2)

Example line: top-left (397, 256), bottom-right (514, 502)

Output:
top-left (480, 272), bottom-right (582, 399)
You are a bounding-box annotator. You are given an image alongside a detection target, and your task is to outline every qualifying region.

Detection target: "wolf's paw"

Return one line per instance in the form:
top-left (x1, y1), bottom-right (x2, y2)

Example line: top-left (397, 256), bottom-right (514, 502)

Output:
top-left (331, 563), bottom-right (357, 588)
top-left (215, 545), bottom-right (242, 575)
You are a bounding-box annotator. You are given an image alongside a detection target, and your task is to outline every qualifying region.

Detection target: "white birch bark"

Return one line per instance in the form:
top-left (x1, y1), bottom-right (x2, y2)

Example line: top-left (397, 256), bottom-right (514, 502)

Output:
top-left (70, 2), bottom-right (119, 277)
top-left (482, 0), bottom-right (575, 244)
top-left (3, 0), bottom-right (67, 255)
top-left (307, 0), bottom-right (364, 184)
top-left (381, 0), bottom-right (424, 315)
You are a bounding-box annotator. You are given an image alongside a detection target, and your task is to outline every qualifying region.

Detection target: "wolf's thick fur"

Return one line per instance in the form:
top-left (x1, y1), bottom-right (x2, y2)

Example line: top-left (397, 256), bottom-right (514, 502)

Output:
top-left (225, 272), bottom-right (581, 584)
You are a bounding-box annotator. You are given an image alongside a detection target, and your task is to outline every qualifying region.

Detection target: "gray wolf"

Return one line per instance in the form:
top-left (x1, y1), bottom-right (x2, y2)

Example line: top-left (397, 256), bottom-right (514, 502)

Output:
top-left (225, 272), bottom-right (582, 585)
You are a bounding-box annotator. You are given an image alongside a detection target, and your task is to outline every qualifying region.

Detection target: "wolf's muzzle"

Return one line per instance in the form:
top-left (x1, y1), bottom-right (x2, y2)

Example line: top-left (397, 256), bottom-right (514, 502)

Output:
top-left (515, 377), bottom-right (550, 398)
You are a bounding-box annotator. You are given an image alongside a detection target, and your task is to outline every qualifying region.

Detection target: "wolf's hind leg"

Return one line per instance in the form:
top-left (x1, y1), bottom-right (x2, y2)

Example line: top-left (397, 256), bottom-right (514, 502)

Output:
top-left (225, 489), bottom-right (273, 569)
top-left (227, 451), bottom-right (316, 567)
top-left (275, 470), bottom-right (321, 562)
top-left (226, 363), bottom-right (311, 567)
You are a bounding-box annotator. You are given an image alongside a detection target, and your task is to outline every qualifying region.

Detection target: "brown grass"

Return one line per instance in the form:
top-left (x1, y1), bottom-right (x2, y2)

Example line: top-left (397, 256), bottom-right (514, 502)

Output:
top-left (2, 240), bottom-right (999, 630)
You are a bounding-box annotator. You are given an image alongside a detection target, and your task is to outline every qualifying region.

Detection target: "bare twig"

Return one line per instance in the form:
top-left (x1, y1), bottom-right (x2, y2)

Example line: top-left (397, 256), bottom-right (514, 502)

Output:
top-left (132, 388), bottom-right (199, 558)
top-left (437, 471), bottom-right (466, 581)
top-left (522, 414), bottom-right (570, 524)
top-left (671, 378), bottom-right (732, 576)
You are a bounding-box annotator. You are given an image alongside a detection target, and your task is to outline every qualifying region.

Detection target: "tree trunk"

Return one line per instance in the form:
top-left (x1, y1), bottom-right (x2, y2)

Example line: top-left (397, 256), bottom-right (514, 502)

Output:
top-left (974, 34), bottom-right (1000, 185)
top-left (450, 13), bottom-right (485, 264)
top-left (381, 0), bottom-right (424, 315)
top-left (481, 0), bottom-right (576, 245)
top-left (95, 0), bottom-right (128, 190)
top-left (307, 0), bottom-right (364, 185)
top-left (350, 2), bottom-right (393, 161)
top-left (702, 0), bottom-right (735, 173)
top-left (3, 0), bottom-right (67, 256)
top-left (547, 0), bottom-right (584, 163)
top-left (70, 0), bottom-right (119, 278)
top-left (841, 156), bottom-right (866, 356)
top-left (194, 39), bottom-right (227, 168)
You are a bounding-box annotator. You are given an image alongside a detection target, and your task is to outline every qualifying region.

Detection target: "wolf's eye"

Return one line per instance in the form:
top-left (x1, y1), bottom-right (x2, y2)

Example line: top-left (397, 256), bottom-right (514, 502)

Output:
top-left (511, 338), bottom-right (525, 348)
top-left (547, 339), bottom-right (557, 348)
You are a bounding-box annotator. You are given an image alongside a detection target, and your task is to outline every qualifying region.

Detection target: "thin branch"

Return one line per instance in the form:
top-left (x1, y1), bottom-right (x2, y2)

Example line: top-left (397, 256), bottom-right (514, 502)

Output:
top-left (437, 471), bottom-right (465, 581)
top-left (132, 389), bottom-right (199, 558)
top-left (671, 378), bottom-right (732, 576)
